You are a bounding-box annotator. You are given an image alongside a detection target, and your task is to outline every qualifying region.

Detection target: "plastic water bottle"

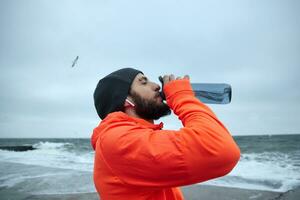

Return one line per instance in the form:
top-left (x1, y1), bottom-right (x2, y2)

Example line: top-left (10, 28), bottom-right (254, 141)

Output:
top-left (159, 77), bottom-right (232, 104)
top-left (191, 83), bottom-right (232, 104)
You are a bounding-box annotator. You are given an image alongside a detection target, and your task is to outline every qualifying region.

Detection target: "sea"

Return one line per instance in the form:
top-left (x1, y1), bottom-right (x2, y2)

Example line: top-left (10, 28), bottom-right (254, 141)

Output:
top-left (0, 134), bottom-right (299, 195)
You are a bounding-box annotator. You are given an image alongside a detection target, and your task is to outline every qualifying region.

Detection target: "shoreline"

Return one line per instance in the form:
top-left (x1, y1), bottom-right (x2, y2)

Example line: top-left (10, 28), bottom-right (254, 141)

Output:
top-left (1, 185), bottom-right (299, 200)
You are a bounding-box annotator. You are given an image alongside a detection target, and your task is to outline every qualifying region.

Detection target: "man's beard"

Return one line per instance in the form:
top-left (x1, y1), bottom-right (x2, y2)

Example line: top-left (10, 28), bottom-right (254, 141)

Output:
top-left (130, 91), bottom-right (171, 120)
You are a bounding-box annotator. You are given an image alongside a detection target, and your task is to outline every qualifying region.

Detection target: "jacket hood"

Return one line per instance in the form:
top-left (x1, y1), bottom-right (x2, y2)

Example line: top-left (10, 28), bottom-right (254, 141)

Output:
top-left (91, 112), bottom-right (163, 150)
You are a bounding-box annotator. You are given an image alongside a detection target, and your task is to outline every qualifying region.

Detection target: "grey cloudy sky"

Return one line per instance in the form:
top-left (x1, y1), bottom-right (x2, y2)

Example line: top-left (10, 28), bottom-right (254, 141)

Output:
top-left (0, 0), bottom-right (299, 138)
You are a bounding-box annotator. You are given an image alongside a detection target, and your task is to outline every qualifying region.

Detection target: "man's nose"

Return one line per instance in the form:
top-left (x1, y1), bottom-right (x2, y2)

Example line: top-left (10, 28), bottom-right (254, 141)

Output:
top-left (152, 83), bottom-right (161, 91)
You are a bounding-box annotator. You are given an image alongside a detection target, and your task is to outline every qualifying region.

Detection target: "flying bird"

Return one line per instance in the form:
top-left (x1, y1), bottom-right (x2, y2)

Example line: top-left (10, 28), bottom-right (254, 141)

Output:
top-left (71, 56), bottom-right (79, 68)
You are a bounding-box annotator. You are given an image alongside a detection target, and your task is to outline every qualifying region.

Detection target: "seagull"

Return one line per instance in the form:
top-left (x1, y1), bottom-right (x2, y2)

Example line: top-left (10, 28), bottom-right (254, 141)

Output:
top-left (71, 56), bottom-right (79, 68)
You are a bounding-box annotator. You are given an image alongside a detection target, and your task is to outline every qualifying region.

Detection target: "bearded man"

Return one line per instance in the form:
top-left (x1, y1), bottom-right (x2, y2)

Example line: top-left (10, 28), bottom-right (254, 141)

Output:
top-left (91, 68), bottom-right (240, 200)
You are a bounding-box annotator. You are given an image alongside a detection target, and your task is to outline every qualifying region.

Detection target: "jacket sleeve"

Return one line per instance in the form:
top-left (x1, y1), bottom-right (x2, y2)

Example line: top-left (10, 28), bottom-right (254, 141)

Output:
top-left (99, 79), bottom-right (240, 188)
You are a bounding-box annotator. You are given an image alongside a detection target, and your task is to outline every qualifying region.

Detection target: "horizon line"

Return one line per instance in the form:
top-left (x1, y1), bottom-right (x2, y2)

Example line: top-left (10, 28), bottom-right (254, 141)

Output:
top-left (0, 133), bottom-right (300, 139)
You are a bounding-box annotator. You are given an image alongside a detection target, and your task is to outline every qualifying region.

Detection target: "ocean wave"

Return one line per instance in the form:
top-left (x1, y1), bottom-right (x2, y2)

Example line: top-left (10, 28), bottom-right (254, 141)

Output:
top-left (204, 152), bottom-right (300, 192)
top-left (0, 161), bottom-right (95, 194)
top-left (1, 141), bottom-right (299, 192)
top-left (32, 141), bottom-right (73, 150)
top-left (0, 142), bottom-right (94, 172)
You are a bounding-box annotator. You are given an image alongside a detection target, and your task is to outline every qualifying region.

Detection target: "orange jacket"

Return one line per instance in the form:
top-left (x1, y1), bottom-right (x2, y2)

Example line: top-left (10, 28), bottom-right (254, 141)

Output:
top-left (91, 79), bottom-right (240, 200)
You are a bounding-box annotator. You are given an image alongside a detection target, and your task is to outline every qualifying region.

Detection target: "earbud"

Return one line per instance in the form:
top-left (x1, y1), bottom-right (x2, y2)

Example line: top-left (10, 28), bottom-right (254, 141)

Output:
top-left (125, 99), bottom-right (135, 107)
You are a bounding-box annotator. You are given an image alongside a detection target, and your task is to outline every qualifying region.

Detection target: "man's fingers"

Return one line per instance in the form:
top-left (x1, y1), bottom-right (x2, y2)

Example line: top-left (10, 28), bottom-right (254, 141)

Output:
top-left (162, 74), bottom-right (190, 84)
top-left (184, 75), bottom-right (190, 80)
top-left (163, 75), bottom-right (169, 84)
top-left (169, 74), bottom-right (175, 81)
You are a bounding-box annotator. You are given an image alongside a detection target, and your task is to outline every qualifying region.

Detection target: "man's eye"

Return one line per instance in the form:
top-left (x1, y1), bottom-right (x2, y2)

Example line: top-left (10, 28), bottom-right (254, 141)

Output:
top-left (142, 81), bottom-right (147, 85)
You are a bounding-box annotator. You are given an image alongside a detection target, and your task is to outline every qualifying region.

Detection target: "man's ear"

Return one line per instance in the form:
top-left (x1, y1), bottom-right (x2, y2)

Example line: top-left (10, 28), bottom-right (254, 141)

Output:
top-left (124, 98), bottom-right (135, 107)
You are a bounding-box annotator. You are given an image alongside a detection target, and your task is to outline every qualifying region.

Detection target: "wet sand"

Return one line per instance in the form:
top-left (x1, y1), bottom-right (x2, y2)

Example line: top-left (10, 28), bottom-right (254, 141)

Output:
top-left (1, 184), bottom-right (299, 200)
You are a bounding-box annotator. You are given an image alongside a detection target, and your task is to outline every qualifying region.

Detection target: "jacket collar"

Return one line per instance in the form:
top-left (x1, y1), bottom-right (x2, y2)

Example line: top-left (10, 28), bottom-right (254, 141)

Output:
top-left (106, 112), bottom-right (164, 130)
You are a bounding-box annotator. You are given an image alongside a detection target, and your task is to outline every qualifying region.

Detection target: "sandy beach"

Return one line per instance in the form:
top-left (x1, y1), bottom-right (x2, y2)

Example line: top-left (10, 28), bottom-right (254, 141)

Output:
top-left (1, 184), bottom-right (299, 200)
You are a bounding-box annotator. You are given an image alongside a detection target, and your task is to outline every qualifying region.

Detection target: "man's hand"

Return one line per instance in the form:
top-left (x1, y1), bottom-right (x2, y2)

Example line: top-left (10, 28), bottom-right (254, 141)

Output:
top-left (158, 74), bottom-right (190, 100)
top-left (162, 74), bottom-right (190, 85)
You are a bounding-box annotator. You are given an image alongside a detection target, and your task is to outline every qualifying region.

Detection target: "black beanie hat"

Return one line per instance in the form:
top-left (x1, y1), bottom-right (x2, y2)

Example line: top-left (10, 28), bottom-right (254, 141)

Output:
top-left (93, 68), bottom-right (142, 119)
